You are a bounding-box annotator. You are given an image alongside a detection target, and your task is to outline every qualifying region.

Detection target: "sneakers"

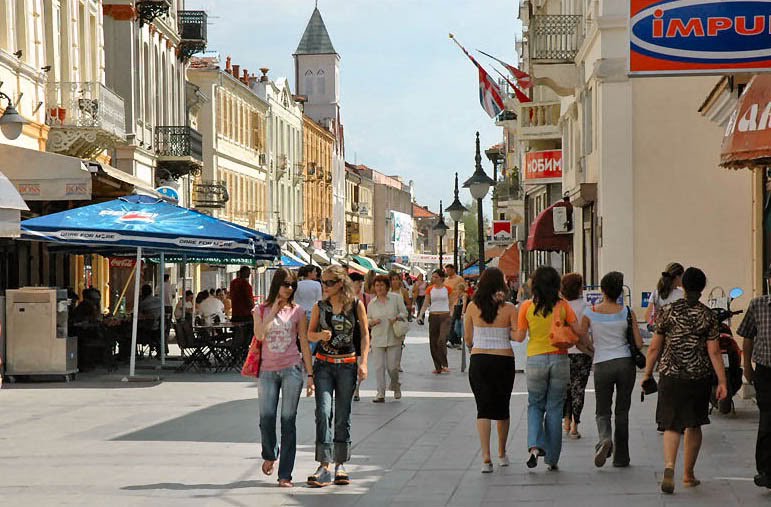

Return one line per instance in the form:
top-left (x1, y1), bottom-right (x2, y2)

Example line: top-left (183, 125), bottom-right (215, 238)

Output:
top-left (499, 454), bottom-right (510, 467)
top-left (372, 396), bottom-right (385, 403)
top-left (480, 462), bottom-right (494, 473)
top-left (307, 465), bottom-right (333, 488)
top-left (547, 464), bottom-right (559, 472)
top-left (394, 388), bottom-right (402, 400)
top-left (526, 450), bottom-right (539, 469)
top-left (334, 464), bottom-right (350, 485)
top-left (594, 439), bottom-right (612, 468)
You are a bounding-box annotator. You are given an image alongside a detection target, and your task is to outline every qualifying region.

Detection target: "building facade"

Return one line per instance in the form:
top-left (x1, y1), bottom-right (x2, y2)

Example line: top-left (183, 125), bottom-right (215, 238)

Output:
top-left (516, 0), bottom-right (753, 308)
top-left (302, 114), bottom-right (335, 243)
top-left (344, 163), bottom-right (374, 256)
top-left (294, 6), bottom-right (346, 253)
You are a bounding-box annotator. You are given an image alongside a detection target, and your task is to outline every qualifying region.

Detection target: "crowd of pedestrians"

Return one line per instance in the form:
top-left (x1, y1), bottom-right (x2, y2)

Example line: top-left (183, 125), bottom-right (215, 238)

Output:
top-left (248, 260), bottom-right (770, 496)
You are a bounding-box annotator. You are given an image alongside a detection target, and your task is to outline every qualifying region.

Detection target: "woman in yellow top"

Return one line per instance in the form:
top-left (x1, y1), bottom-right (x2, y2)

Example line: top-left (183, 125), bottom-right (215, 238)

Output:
top-left (514, 266), bottom-right (586, 471)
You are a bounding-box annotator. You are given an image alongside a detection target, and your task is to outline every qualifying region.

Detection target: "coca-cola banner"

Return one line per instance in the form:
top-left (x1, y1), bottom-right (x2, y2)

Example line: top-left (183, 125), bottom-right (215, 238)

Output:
top-left (110, 257), bottom-right (140, 269)
top-left (524, 150), bottom-right (562, 184)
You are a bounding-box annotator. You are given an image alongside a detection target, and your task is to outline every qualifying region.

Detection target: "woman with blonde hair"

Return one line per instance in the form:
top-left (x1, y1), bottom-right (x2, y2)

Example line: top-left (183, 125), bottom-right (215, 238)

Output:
top-left (306, 265), bottom-right (370, 488)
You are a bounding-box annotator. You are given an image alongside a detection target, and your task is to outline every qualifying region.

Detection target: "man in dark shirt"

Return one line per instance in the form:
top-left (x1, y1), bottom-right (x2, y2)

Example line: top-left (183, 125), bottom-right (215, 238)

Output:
top-left (229, 266), bottom-right (254, 348)
top-left (737, 295), bottom-right (771, 489)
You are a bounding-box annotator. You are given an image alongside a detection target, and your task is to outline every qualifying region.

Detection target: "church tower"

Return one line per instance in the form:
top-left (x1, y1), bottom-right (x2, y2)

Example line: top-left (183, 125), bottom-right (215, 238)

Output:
top-left (294, 6), bottom-right (340, 125)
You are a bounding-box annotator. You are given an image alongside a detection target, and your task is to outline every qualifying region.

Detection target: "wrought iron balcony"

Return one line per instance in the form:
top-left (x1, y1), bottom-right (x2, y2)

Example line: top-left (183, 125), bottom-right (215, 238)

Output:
top-left (136, 0), bottom-right (171, 27)
top-left (45, 81), bottom-right (126, 158)
top-left (494, 180), bottom-right (524, 202)
top-left (155, 126), bottom-right (203, 178)
top-left (529, 15), bottom-right (584, 63)
top-left (192, 179), bottom-right (229, 209)
top-left (178, 10), bottom-right (207, 61)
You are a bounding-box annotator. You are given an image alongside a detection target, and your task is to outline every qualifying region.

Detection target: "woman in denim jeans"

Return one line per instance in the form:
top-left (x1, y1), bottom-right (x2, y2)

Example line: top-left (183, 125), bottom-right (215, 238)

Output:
top-left (514, 266), bottom-right (585, 471)
top-left (253, 268), bottom-right (314, 488)
top-left (307, 265), bottom-right (370, 487)
top-left (581, 272), bottom-right (642, 468)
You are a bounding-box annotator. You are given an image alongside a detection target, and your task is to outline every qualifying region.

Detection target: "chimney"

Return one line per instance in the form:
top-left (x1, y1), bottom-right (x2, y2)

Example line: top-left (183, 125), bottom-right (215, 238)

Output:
top-left (259, 67), bottom-right (270, 82)
top-left (248, 73), bottom-right (258, 87)
top-left (232, 64), bottom-right (240, 78)
top-left (225, 56), bottom-right (232, 72)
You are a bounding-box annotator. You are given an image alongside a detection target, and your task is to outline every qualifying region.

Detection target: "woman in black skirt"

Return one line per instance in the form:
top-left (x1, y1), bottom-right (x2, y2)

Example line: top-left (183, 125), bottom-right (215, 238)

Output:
top-left (642, 267), bottom-right (728, 494)
top-left (463, 267), bottom-right (517, 473)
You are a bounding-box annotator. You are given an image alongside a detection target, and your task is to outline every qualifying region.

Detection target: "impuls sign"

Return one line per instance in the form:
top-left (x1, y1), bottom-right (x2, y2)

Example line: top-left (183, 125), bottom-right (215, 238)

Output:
top-left (630, 0), bottom-right (771, 76)
top-left (524, 150), bottom-right (562, 184)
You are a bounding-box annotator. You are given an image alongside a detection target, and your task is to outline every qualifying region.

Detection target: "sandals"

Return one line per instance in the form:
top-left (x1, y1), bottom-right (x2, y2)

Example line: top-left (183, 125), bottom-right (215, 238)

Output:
top-left (278, 479), bottom-right (293, 488)
top-left (683, 478), bottom-right (701, 488)
top-left (334, 464), bottom-right (350, 485)
top-left (661, 467), bottom-right (675, 494)
top-left (261, 460), bottom-right (275, 476)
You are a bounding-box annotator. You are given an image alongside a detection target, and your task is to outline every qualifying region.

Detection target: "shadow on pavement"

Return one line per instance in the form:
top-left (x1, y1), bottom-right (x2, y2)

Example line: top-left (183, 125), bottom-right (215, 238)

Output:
top-left (122, 480), bottom-right (266, 491)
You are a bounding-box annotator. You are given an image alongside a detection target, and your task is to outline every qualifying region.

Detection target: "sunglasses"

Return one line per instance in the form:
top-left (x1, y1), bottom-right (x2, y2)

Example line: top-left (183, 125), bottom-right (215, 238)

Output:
top-left (280, 282), bottom-right (297, 289)
top-left (322, 279), bottom-right (340, 287)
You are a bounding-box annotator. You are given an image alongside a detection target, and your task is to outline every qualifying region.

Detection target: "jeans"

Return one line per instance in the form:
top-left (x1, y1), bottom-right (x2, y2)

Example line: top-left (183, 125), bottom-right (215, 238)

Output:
top-left (259, 363), bottom-right (305, 481)
top-left (593, 357), bottom-right (636, 465)
top-left (756, 363), bottom-right (771, 476)
top-left (371, 345), bottom-right (401, 395)
top-left (526, 353), bottom-right (569, 465)
top-left (314, 360), bottom-right (358, 464)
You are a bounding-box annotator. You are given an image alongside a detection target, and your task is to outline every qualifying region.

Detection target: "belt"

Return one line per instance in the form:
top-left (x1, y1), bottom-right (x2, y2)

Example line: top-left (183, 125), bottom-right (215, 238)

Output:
top-left (315, 353), bottom-right (357, 364)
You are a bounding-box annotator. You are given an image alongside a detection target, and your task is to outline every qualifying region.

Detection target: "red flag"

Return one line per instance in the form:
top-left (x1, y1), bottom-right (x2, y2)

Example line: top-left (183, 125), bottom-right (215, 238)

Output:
top-left (451, 35), bottom-right (506, 119)
top-left (478, 50), bottom-right (533, 89)
top-left (491, 66), bottom-right (532, 104)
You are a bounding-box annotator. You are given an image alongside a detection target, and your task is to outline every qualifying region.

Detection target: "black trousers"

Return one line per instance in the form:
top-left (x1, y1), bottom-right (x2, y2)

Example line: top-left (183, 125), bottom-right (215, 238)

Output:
top-left (756, 363), bottom-right (771, 476)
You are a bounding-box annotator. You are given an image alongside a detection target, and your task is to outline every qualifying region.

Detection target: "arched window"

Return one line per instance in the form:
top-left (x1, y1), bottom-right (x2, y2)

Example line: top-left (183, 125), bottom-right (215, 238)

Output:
top-left (304, 69), bottom-right (314, 96)
top-left (317, 69), bottom-right (325, 95)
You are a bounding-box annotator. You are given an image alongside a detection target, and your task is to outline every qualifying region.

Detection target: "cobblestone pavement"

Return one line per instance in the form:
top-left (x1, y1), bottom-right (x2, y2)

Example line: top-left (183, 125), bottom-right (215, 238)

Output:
top-left (0, 322), bottom-right (768, 506)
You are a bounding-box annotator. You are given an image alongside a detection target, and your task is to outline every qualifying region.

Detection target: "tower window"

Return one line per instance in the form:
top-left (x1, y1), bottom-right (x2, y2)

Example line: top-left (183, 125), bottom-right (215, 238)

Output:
top-left (304, 69), bottom-right (314, 96)
top-left (317, 69), bottom-right (325, 95)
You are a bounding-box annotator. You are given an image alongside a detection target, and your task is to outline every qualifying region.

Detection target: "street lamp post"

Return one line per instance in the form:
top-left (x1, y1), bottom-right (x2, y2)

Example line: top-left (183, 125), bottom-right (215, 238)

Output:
top-left (0, 91), bottom-right (28, 140)
top-left (432, 200), bottom-right (449, 269)
top-left (463, 132), bottom-right (495, 273)
top-left (446, 173), bottom-right (468, 271)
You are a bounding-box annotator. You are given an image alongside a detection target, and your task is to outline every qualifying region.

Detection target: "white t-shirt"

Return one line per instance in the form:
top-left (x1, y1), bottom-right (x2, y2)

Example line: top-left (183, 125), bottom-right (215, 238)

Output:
top-left (197, 296), bottom-right (227, 325)
top-left (567, 298), bottom-right (588, 355)
top-left (295, 279), bottom-right (323, 313)
top-left (651, 287), bottom-right (684, 310)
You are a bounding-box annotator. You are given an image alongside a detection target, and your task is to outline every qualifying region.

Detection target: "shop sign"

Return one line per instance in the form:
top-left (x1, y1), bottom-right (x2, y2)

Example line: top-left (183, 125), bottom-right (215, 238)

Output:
top-left (630, 0), bottom-right (771, 76)
top-left (491, 220), bottom-right (512, 243)
top-left (109, 258), bottom-right (139, 269)
top-left (721, 73), bottom-right (771, 168)
top-left (524, 150), bottom-right (562, 184)
top-left (410, 253), bottom-right (439, 263)
top-left (155, 186), bottom-right (179, 202)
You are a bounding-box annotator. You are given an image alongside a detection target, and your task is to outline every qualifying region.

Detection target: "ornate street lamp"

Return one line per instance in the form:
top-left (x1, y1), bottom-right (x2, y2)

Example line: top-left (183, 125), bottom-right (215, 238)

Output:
top-left (445, 172), bottom-right (468, 269)
top-left (463, 132), bottom-right (495, 273)
top-left (0, 91), bottom-right (27, 140)
top-left (432, 200), bottom-right (449, 269)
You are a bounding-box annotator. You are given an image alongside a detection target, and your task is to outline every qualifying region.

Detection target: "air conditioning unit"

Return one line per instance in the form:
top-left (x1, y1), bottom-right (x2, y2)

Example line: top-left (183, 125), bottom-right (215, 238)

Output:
top-left (359, 205), bottom-right (369, 216)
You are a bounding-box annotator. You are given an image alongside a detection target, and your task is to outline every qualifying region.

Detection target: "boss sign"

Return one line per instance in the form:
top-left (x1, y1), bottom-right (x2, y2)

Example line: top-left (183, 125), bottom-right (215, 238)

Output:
top-left (630, 0), bottom-right (771, 76)
top-left (524, 150), bottom-right (563, 184)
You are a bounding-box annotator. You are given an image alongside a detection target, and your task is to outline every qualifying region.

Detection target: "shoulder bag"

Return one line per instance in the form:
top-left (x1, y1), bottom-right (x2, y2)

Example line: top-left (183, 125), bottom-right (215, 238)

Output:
top-left (549, 300), bottom-right (580, 350)
top-left (241, 305), bottom-right (265, 378)
top-left (626, 306), bottom-right (647, 369)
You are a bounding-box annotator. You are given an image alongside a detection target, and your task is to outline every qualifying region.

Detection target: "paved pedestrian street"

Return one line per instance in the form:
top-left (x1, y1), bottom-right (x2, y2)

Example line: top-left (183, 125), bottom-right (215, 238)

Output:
top-left (0, 322), bottom-right (767, 506)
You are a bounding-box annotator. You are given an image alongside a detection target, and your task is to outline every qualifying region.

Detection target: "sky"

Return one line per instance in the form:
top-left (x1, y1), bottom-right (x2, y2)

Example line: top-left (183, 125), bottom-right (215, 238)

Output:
top-left (186, 0), bottom-right (522, 214)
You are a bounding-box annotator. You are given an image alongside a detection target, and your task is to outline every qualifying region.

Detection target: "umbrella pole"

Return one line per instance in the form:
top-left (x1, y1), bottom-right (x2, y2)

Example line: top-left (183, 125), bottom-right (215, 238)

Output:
top-left (160, 252), bottom-right (165, 367)
top-left (129, 247), bottom-right (142, 377)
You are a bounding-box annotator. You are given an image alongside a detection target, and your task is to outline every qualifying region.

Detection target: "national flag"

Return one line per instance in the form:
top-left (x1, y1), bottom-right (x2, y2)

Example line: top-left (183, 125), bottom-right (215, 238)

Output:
top-left (478, 50), bottom-right (533, 89)
top-left (450, 34), bottom-right (506, 119)
top-left (490, 66), bottom-right (532, 104)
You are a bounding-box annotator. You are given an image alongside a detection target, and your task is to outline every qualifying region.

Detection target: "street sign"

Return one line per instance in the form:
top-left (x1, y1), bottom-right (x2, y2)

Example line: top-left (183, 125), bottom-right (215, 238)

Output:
top-left (524, 150), bottom-right (562, 184)
top-left (492, 220), bottom-right (512, 241)
top-left (629, 0), bottom-right (771, 76)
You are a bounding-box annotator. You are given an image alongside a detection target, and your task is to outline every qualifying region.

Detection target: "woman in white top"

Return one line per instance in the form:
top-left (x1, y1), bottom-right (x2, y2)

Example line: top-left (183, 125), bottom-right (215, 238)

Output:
top-left (581, 272), bottom-right (643, 469)
top-left (645, 262), bottom-right (684, 330)
top-left (463, 267), bottom-right (518, 473)
top-left (418, 269), bottom-right (451, 374)
top-left (367, 274), bottom-right (408, 402)
top-left (561, 273), bottom-right (594, 439)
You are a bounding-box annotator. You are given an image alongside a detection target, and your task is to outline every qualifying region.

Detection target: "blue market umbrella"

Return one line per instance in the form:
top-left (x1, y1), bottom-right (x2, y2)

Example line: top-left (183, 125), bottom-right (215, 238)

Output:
top-left (20, 195), bottom-right (279, 258)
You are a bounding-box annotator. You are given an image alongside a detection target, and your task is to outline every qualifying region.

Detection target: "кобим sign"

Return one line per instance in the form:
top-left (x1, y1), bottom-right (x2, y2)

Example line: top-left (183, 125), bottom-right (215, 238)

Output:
top-left (630, 0), bottom-right (771, 76)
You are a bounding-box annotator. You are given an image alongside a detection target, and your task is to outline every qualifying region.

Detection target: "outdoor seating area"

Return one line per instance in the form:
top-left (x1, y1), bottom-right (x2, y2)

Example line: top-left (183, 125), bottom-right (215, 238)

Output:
top-left (174, 320), bottom-right (251, 374)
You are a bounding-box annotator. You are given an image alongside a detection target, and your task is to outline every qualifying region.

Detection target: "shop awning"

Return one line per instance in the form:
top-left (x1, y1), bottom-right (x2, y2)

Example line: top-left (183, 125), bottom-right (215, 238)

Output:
top-left (390, 262), bottom-right (410, 271)
top-left (86, 161), bottom-right (162, 199)
top-left (353, 255), bottom-right (387, 274)
top-left (496, 244), bottom-right (520, 280)
top-left (721, 74), bottom-right (771, 170)
top-left (0, 143), bottom-right (92, 200)
top-left (279, 255), bottom-right (303, 268)
top-left (411, 265), bottom-right (427, 276)
top-left (347, 262), bottom-right (369, 275)
top-left (287, 241), bottom-right (315, 266)
top-left (526, 200), bottom-right (573, 252)
top-left (0, 171), bottom-right (29, 237)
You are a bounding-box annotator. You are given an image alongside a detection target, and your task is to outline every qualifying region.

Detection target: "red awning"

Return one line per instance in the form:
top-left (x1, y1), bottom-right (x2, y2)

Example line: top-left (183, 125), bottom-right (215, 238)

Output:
top-left (526, 200), bottom-right (573, 252)
top-left (497, 244), bottom-right (520, 279)
top-left (721, 74), bottom-right (771, 170)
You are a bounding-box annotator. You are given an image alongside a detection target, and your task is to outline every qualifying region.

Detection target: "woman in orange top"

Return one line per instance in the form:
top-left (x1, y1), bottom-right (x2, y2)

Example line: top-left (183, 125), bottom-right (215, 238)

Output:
top-left (514, 266), bottom-right (586, 471)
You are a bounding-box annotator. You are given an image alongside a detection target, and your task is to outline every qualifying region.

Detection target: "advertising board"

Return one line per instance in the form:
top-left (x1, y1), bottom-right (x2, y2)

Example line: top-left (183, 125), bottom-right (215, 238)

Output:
top-left (524, 150), bottom-right (562, 184)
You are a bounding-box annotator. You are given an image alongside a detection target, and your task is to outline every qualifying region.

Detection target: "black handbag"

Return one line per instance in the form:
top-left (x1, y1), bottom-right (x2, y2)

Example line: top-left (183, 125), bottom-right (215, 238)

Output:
top-left (626, 306), bottom-right (647, 370)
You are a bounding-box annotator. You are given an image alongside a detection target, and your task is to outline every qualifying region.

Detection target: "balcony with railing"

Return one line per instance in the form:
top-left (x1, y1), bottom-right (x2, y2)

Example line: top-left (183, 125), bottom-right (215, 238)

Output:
top-left (45, 81), bottom-right (126, 159)
top-left (529, 15), bottom-right (584, 63)
top-left (494, 179), bottom-right (525, 203)
top-left (136, 0), bottom-right (171, 27)
top-left (155, 126), bottom-right (203, 178)
top-left (517, 101), bottom-right (561, 139)
top-left (192, 179), bottom-right (229, 209)
top-left (178, 10), bottom-right (207, 60)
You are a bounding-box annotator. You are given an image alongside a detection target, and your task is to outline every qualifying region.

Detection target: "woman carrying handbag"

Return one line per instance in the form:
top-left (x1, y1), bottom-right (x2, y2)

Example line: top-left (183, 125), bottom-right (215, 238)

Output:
top-left (251, 268), bottom-right (314, 488)
top-left (368, 274), bottom-right (408, 402)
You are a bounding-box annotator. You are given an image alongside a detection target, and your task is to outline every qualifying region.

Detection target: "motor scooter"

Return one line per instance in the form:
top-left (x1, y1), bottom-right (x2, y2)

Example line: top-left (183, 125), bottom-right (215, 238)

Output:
top-left (709, 287), bottom-right (744, 415)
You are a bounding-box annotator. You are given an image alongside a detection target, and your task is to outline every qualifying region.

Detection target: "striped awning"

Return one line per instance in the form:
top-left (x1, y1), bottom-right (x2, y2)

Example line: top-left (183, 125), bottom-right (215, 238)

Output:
top-left (353, 255), bottom-right (387, 274)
